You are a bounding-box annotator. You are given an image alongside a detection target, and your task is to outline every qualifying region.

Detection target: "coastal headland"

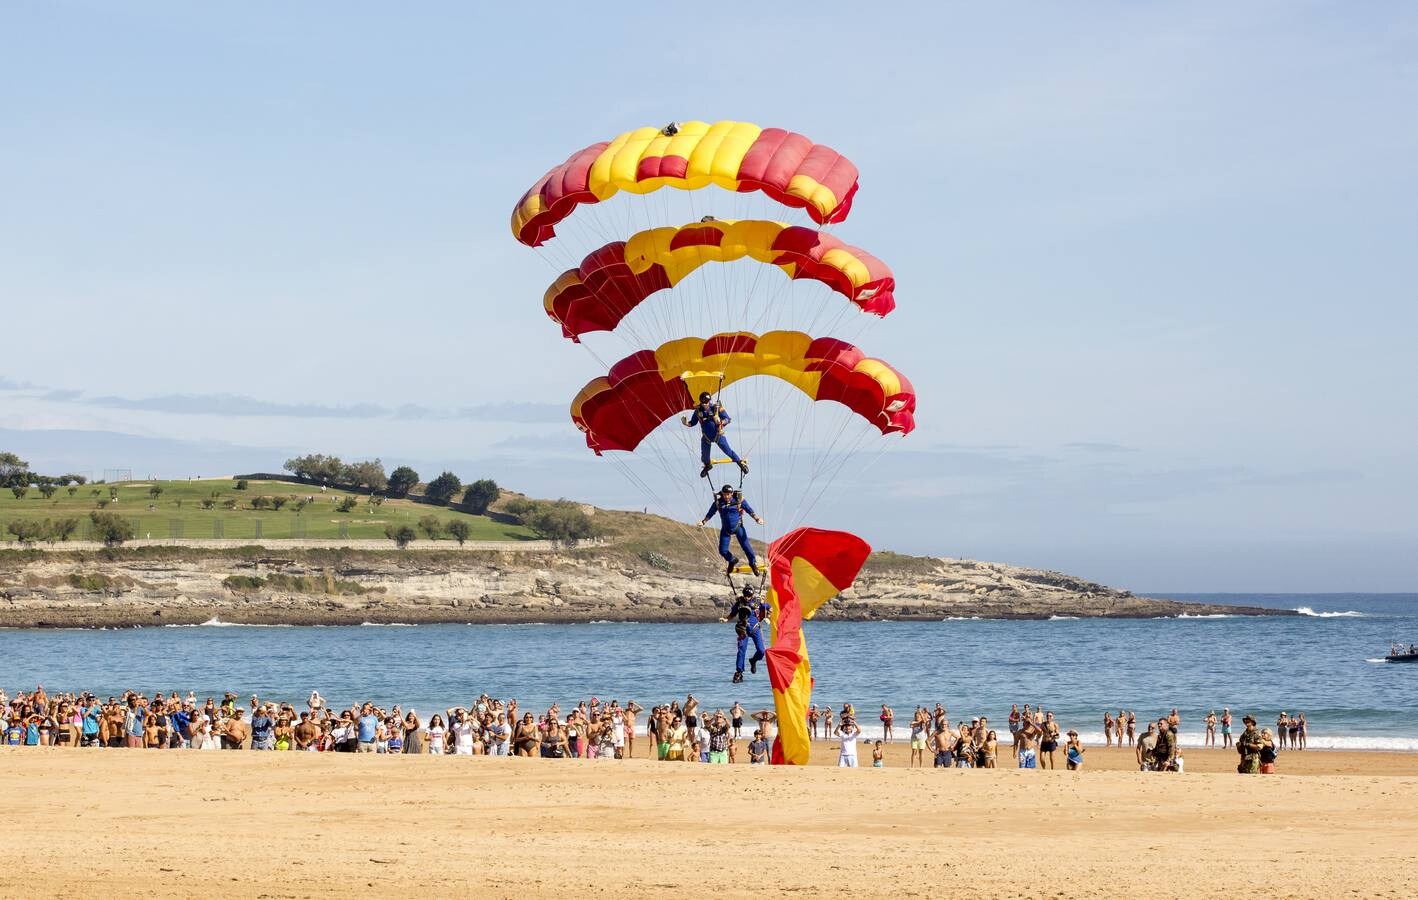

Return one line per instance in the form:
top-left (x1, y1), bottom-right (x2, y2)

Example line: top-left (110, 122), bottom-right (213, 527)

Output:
top-left (0, 478), bottom-right (1292, 627)
top-left (2, 745), bottom-right (1414, 898)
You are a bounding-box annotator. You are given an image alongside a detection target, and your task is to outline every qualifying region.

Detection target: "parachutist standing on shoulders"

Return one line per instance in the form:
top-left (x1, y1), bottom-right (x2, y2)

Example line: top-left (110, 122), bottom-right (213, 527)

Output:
top-left (700, 484), bottom-right (763, 577)
top-left (722, 585), bottom-right (767, 684)
top-left (683, 392), bottom-right (748, 479)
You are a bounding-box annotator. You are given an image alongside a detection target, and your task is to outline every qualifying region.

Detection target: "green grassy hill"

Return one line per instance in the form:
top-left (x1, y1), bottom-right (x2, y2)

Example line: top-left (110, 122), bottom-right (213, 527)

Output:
top-left (0, 478), bottom-right (536, 543)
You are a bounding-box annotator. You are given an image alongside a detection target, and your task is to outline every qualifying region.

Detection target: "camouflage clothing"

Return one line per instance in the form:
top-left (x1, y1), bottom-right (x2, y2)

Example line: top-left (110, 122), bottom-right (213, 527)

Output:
top-left (1151, 725), bottom-right (1177, 770)
top-left (1237, 724), bottom-right (1263, 774)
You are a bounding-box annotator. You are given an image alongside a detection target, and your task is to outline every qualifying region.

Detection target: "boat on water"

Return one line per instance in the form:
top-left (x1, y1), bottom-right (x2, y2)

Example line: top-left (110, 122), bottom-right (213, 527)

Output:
top-left (1385, 643), bottom-right (1418, 663)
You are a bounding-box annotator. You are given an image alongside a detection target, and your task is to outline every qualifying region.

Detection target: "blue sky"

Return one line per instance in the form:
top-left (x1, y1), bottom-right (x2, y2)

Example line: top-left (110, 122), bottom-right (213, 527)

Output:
top-left (2, 2), bottom-right (1414, 591)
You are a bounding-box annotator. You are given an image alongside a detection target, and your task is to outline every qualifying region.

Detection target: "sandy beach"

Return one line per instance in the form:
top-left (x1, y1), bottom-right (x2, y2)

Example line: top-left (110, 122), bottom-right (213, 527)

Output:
top-left (6, 743), bottom-right (1417, 898)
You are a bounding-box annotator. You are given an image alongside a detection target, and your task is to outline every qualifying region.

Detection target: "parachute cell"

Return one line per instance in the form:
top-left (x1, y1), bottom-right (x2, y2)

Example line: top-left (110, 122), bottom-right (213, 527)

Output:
top-left (544, 219), bottom-right (896, 341)
top-left (512, 121), bottom-right (860, 247)
top-left (764, 527), bottom-right (872, 766)
top-left (569, 331), bottom-right (916, 453)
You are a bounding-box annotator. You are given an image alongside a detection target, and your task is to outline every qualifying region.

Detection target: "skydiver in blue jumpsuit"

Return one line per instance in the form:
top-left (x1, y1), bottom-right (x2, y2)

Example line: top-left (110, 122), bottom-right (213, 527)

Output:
top-left (699, 484), bottom-right (764, 577)
top-left (683, 392), bottom-right (749, 479)
top-left (722, 585), bottom-right (767, 683)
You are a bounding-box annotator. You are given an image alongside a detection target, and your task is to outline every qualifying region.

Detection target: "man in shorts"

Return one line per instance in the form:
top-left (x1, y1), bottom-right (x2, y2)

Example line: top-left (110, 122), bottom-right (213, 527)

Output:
top-left (356, 703), bottom-right (379, 752)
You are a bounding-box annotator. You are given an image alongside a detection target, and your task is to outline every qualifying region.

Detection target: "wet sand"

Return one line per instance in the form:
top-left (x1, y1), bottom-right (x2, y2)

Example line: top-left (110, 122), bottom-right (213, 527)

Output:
top-left (4, 743), bottom-right (1417, 898)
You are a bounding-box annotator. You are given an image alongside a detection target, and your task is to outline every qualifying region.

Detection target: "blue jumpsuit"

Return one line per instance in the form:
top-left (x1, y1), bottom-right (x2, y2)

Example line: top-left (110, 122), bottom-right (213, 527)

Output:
top-left (687, 403), bottom-right (742, 467)
top-left (728, 597), bottom-right (766, 674)
top-left (705, 496), bottom-right (757, 569)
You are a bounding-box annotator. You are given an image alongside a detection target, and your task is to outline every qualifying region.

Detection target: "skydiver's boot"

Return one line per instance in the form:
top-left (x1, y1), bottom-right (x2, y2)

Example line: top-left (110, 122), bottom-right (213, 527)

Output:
top-left (732, 671), bottom-right (744, 684)
top-left (750, 561), bottom-right (761, 578)
top-left (749, 655), bottom-right (760, 675)
top-left (725, 556), bottom-right (739, 578)
top-left (738, 460), bottom-right (749, 476)
top-left (700, 463), bottom-right (712, 478)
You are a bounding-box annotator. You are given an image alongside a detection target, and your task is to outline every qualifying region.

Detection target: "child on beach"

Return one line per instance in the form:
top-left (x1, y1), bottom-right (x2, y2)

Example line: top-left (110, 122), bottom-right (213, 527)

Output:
top-left (872, 740), bottom-right (884, 768)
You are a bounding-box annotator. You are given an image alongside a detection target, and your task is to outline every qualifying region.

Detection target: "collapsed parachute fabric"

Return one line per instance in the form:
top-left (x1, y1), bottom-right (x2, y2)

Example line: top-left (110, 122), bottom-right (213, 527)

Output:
top-left (765, 527), bottom-right (872, 766)
top-left (544, 219), bottom-right (896, 341)
top-left (570, 330), bottom-right (916, 453)
top-left (512, 121), bottom-right (860, 247)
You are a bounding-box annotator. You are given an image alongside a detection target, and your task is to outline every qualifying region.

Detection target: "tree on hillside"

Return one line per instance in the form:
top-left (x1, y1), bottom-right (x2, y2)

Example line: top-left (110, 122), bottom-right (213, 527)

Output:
top-left (283, 453), bottom-right (345, 484)
top-left (387, 466), bottom-right (420, 498)
top-left (0, 452), bottom-right (28, 488)
top-left (48, 517), bottom-right (79, 543)
top-left (505, 498), bottom-right (602, 546)
top-left (424, 472), bottom-right (462, 505)
top-left (344, 459), bottom-right (388, 493)
top-left (460, 479), bottom-right (501, 515)
top-left (89, 511), bottom-right (134, 546)
top-left (38, 483), bottom-right (57, 500)
top-left (417, 515), bottom-right (444, 540)
top-left (148, 484), bottom-right (163, 499)
top-left (447, 520), bottom-right (471, 546)
top-left (10, 486), bottom-right (28, 500)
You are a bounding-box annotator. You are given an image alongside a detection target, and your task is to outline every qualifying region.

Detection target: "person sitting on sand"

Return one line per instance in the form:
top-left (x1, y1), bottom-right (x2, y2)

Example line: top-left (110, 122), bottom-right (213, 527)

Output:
top-left (1065, 730), bottom-right (1085, 770)
top-left (1136, 722), bottom-right (1158, 771)
top-left (1151, 718), bottom-right (1177, 772)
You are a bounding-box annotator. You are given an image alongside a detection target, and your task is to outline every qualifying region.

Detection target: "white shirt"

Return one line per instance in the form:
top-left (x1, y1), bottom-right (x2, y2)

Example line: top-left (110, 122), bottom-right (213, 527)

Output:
top-left (839, 728), bottom-right (860, 757)
top-left (452, 721), bottom-right (476, 754)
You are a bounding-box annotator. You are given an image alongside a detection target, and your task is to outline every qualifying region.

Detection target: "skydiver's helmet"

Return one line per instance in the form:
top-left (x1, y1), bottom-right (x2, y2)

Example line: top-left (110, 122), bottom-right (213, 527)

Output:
top-left (698, 392), bottom-right (713, 404)
top-left (719, 485), bottom-right (734, 495)
top-left (662, 122), bottom-right (681, 136)
top-left (741, 586), bottom-right (754, 598)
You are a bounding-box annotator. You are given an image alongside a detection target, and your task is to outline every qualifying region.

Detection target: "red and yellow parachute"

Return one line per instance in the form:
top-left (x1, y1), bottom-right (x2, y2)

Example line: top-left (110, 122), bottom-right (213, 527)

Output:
top-left (512, 121), bottom-right (859, 247)
top-left (544, 220), bottom-right (895, 341)
top-left (765, 528), bottom-right (872, 766)
top-left (571, 330), bottom-right (916, 453)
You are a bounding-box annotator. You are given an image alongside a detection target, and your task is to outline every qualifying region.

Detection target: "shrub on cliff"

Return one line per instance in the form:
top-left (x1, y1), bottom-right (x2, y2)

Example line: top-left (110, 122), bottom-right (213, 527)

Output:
top-left (505, 498), bottom-right (601, 547)
top-left (447, 520), bottom-right (471, 546)
top-left (385, 524), bottom-right (416, 548)
top-left (417, 515), bottom-right (444, 540)
top-left (88, 511), bottom-right (134, 546)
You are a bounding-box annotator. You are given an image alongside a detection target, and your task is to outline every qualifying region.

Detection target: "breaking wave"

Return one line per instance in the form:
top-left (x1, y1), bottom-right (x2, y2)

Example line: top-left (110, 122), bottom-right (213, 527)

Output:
top-left (1294, 607), bottom-right (1363, 618)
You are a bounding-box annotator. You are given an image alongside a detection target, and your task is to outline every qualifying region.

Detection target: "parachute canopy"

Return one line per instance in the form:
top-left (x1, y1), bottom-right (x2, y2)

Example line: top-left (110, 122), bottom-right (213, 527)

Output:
top-left (765, 527), bottom-right (872, 766)
top-left (512, 121), bottom-right (860, 247)
top-left (570, 330), bottom-right (916, 453)
top-left (544, 219), bottom-right (896, 341)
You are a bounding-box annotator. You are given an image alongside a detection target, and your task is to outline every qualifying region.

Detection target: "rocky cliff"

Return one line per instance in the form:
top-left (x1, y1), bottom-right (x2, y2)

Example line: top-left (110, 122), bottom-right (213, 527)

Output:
top-left (0, 531), bottom-right (1287, 628)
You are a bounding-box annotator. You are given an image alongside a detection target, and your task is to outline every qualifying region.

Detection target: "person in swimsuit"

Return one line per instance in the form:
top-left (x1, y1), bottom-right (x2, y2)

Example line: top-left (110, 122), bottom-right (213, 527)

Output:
top-left (514, 713), bottom-right (539, 757)
top-left (730, 702), bottom-right (745, 740)
top-left (1297, 712), bottom-right (1307, 750)
top-left (1103, 711), bottom-right (1114, 747)
top-left (982, 731), bottom-right (998, 768)
top-left (1276, 712), bottom-right (1289, 751)
top-left (1126, 711), bottom-right (1136, 747)
top-left (880, 704), bottom-right (894, 743)
top-left (1220, 708), bottom-right (1233, 749)
top-left (1065, 730), bottom-right (1085, 770)
top-left (872, 740), bottom-right (884, 768)
top-left (808, 705), bottom-right (819, 740)
top-left (1205, 710), bottom-right (1217, 747)
top-left (1289, 714), bottom-right (1302, 751)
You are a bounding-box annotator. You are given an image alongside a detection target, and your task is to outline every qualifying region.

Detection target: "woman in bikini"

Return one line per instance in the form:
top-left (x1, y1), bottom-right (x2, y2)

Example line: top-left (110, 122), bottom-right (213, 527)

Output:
top-left (1276, 712), bottom-right (1289, 750)
top-left (1289, 713), bottom-right (1303, 751)
top-left (880, 704), bottom-right (894, 743)
top-left (807, 705), bottom-right (819, 740)
top-left (1126, 711), bottom-right (1136, 747)
top-left (1116, 710), bottom-right (1126, 746)
top-left (1297, 712), bottom-right (1308, 750)
top-left (1205, 710), bottom-right (1217, 747)
top-left (1103, 711), bottom-right (1114, 747)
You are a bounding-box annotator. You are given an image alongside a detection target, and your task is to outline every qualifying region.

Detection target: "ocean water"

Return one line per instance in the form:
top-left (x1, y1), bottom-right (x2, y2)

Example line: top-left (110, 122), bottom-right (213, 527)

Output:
top-left (2, 593), bottom-right (1415, 749)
